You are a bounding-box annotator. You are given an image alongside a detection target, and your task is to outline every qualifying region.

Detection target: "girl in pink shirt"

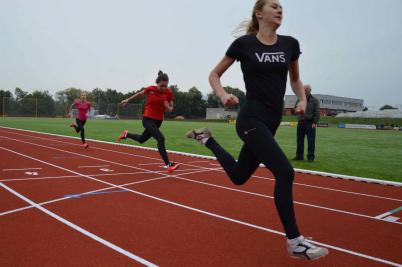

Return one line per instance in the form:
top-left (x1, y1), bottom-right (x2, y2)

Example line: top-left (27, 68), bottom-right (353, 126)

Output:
top-left (69, 92), bottom-right (91, 148)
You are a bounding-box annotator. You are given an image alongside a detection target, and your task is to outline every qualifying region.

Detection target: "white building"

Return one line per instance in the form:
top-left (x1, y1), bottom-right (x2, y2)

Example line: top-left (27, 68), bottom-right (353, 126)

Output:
top-left (284, 94), bottom-right (364, 115)
top-left (206, 108), bottom-right (238, 120)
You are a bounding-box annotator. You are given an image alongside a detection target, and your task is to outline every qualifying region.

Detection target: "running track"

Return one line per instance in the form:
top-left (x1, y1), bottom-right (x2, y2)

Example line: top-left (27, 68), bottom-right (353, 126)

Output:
top-left (0, 127), bottom-right (401, 266)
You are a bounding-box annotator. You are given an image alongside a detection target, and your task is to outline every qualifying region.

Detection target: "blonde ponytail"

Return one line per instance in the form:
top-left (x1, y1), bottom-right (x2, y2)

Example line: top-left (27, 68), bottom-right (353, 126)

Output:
top-left (234, 0), bottom-right (266, 36)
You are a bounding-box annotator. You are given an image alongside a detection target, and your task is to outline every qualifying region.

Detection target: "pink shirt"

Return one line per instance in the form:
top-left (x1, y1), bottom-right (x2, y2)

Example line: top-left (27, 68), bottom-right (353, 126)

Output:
top-left (74, 100), bottom-right (91, 121)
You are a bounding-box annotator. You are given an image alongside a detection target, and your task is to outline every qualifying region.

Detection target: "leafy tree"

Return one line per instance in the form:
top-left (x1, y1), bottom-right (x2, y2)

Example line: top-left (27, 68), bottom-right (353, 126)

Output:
top-left (55, 88), bottom-right (82, 116)
top-left (171, 86), bottom-right (207, 118)
top-left (170, 85), bottom-right (188, 117)
top-left (88, 88), bottom-right (108, 114)
top-left (0, 90), bottom-right (13, 116)
top-left (0, 90), bottom-right (12, 98)
top-left (207, 92), bottom-right (221, 108)
top-left (187, 87), bottom-right (207, 118)
top-left (14, 87), bottom-right (28, 101)
top-left (207, 86), bottom-right (245, 110)
top-left (32, 90), bottom-right (55, 117)
top-left (10, 88), bottom-right (35, 116)
top-left (224, 86), bottom-right (246, 108)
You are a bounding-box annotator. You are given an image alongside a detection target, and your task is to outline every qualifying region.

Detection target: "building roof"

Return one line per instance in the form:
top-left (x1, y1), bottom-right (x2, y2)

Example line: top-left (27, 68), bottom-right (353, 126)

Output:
top-left (284, 94), bottom-right (364, 112)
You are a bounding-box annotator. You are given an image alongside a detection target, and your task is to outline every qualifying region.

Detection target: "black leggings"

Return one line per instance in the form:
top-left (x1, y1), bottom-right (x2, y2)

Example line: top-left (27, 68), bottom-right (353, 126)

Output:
top-left (126, 117), bottom-right (170, 165)
top-left (205, 111), bottom-right (300, 239)
top-left (74, 119), bottom-right (86, 144)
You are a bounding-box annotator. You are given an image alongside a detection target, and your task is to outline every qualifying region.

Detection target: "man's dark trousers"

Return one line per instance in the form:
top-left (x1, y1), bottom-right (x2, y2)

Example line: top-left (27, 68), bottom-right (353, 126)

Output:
top-left (296, 121), bottom-right (316, 160)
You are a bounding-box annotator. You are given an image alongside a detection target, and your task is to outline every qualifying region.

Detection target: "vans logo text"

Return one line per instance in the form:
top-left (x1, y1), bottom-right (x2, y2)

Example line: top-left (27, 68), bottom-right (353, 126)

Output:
top-left (255, 52), bottom-right (286, 63)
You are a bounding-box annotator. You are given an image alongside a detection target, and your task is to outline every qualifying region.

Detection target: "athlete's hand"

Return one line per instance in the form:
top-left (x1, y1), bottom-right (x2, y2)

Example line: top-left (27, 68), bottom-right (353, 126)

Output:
top-left (164, 101), bottom-right (173, 112)
top-left (295, 100), bottom-right (306, 115)
top-left (120, 99), bottom-right (129, 107)
top-left (219, 93), bottom-right (239, 107)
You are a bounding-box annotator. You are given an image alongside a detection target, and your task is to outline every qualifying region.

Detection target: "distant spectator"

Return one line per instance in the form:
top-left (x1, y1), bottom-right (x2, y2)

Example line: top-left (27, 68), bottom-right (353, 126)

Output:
top-left (293, 85), bottom-right (320, 162)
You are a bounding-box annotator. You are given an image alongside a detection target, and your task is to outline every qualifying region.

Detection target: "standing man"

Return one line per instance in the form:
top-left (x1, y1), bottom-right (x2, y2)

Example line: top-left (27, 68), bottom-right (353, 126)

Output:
top-left (294, 85), bottom-right (320, 162)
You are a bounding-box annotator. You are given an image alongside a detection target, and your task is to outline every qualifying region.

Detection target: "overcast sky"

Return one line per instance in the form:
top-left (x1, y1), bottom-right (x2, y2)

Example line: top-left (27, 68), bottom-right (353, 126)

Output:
top-left (1, 0), bottom-right (401, 108)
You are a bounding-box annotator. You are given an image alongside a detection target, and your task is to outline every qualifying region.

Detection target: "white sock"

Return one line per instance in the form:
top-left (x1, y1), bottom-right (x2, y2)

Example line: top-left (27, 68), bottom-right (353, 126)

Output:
top-left (288, 235), bottom-right (302, 247)
top-left (200, 137), bottom-right (210, 145)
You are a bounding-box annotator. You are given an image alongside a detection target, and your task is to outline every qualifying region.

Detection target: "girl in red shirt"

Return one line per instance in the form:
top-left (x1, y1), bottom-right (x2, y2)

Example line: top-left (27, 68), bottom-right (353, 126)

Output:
top-left (118, 71), bottom-right (179, 172)
top-left (69, 92), bottom-right (91, 148)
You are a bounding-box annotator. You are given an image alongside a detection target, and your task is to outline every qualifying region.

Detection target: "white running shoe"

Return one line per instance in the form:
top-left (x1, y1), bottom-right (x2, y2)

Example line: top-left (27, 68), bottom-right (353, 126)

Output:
top-left (185, 128), bottom-right (212, 145)
top-left (287, 236), bottom-right (329, 260)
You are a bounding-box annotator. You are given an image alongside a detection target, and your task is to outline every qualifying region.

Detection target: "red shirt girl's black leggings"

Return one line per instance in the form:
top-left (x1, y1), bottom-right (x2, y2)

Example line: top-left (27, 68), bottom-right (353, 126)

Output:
top-left (126, 117), bottom-right (170, 166)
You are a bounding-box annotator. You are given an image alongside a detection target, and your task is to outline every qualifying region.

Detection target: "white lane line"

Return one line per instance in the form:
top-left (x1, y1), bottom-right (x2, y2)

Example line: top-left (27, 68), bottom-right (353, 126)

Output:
top-left (0, 182), bottom-right (158, 267)
top-left (1, 126), bottom-right (401, 187)
top-left (375, 212), bottom-right (392, 219)
top-left (138, 163), bottom-right (164, 166)
top-left (0, 176), bottom-right (170, 217)
top-left (186, 160), bottom-right (211, 164)
top-left (178, 165), bottom-right (402, 203)
top-left (0, 168), bottom-right (214, 217)
top-left (114, 155), bottom-right (402, 203)
top-left (78, 165), bottom-right (110, 169)
top-left (174, 168), bottom-right (209, 172)
top-left (4, 128), bottom-right (401, 201)
top-left (0, 137), bottom-right (173, 180)
top-left (173, 176), bottom-right (402, 225)
top-left (157, 162), bottom-right (402, 203)
top-left (81, 144), bottom-right (402, 203)
top-left (2, 168), bottom-right (42, 171)
top-left (0, 147), bottom-right (400, 266)
top-left (375, 206), bottom-right (402, 219)
top-left (382, 216), bottom-right (400, 222)
top-left (31, 132), bottom-right (402, 203)
top-left (252, 174), bottom-right (402, 203)
top-left (0, 168), bottom-right (204, 182)
top-left (0, 171), bottom-right (152, 182)
top-left (1, 136), bottom-right (400, 225)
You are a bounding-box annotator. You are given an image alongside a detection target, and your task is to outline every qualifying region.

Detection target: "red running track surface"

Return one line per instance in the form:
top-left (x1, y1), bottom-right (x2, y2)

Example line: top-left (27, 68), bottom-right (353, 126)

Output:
top-left (0, 127), bottom-right (401, 266)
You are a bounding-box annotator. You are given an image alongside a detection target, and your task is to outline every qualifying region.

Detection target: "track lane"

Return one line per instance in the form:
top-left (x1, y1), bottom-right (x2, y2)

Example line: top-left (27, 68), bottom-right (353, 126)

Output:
top-left (2, 127), bottom-right (400, 199)
top-left (2, 130), bottom-right (400, 223)
top-left (0, 129), bottom-right (402, 266)
top-left (0, 207), bottom-right (147, 267)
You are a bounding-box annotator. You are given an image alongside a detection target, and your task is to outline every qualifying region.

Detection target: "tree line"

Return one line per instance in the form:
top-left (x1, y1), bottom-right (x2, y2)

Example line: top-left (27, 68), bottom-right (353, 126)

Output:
top-left (0, 86), bottom-right (246, 119)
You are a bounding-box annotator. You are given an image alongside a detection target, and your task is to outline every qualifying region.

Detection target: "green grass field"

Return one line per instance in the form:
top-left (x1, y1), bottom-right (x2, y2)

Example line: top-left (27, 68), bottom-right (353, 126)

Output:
top-left (1, 117), bottom-right (401, 182)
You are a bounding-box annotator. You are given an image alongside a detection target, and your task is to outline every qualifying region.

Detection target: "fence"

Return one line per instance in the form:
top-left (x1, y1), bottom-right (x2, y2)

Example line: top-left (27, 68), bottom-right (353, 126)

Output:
top-left (105, 103), bottom-right (142, 119)
top-left (0, 97), bottom-right (142, 119)
top-left (1, 97), bottom-right (51, 117)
